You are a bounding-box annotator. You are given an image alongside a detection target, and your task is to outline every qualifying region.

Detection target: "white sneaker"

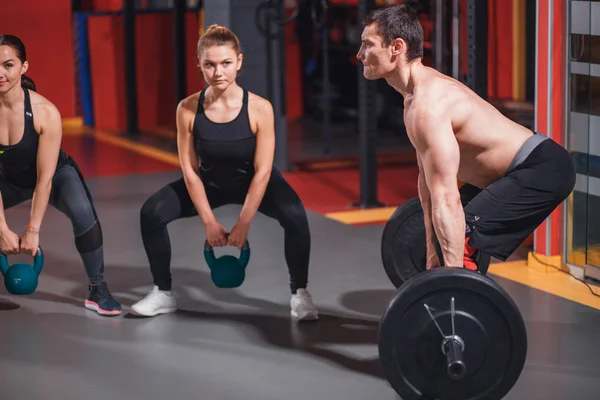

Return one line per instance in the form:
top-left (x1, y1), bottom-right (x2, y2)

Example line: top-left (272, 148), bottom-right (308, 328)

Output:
top-left (131, 286), bottom-right (177, 317)
top-left (291, 288), bottom-right (319, 321)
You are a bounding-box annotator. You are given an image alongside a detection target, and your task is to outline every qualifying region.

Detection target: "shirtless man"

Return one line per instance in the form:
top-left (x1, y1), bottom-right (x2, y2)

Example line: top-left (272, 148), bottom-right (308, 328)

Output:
top-left (356, 5), bottom-right (575, 271)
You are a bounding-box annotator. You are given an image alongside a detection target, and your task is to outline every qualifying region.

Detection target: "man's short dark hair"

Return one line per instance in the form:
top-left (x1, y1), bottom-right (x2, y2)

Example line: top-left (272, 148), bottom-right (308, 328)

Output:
top-left (362, 4), bottom-right (424, 62)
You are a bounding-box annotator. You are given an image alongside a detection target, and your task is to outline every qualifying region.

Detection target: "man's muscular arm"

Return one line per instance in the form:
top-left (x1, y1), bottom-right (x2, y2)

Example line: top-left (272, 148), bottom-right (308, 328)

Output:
top-left (417, 154), bottom-right (439, 268)
top-left (412, 104), bottom-right (464, 268)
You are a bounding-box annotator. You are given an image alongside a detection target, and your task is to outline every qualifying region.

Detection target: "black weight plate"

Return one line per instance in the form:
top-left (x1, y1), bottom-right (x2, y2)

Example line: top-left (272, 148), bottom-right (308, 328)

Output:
top-left (378, 268), bottom-right (527, 400)
top-left (381, 197), bottom-right (491, 288)
top-left (381, 197), bottom-right (429, 288)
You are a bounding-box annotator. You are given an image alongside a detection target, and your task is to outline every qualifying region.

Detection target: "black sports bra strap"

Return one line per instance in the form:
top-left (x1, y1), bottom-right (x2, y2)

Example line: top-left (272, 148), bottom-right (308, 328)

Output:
top-left (23, 88), bottom-right (32, 114)
top-left (242, 89), bottom-right (248, 105)
top-left (197, 90), bottom-right (206, 114)
top-left (23, 88), bottom-right (34, 134)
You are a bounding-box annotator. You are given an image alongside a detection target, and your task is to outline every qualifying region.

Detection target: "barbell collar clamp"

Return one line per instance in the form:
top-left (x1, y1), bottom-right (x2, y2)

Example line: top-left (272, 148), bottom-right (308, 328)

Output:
top-left (442, 335), bottom-right (467, 380)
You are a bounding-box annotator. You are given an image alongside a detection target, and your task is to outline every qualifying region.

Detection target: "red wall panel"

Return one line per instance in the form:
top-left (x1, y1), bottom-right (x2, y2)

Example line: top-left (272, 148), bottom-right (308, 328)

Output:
top-left (87, 15), bottom-right (127, 130)
top-left (135, 13), bottom-right (177, 130)
top-left (88, 11), bottom-right (203, 131)
top-left (0, 0), bottom-right (76, 117)
top-left (487, 0), bottom-right (514, 99)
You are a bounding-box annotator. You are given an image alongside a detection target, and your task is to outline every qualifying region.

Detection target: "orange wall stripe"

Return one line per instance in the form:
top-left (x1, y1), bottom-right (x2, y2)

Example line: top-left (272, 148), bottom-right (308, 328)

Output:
top-left (550, 0), bottom-right (567, 256)
top-left (460, 0), bottom-right (467, 79)
top-left (534, 0), bottom-right (549, 256)
top-left (551, 0), bottom-right (566, 150)
top-left (487, 0), bottom-right (497, 98)
top-left (199, 8), bottom-right (204, 36)
top-left (512, 0), bottom-right (526, 101)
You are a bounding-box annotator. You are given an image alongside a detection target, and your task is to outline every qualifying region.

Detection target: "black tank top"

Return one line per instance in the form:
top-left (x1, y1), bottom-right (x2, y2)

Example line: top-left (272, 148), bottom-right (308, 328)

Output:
top-left (193, 89), bottom-right (257, 192)
top-left (0, 88), bottom-right (68, 189)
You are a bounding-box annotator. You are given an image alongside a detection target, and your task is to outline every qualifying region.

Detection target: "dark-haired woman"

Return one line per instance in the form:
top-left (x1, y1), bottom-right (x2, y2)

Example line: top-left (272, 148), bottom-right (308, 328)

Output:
top-left (0, 34), bottom-right (121, 316)
top-left (131, 25), bottom-right (319, 321)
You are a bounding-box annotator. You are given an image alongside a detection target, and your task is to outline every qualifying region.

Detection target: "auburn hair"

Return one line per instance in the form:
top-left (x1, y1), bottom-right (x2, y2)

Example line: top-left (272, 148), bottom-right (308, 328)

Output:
top-left (197, 24), bottom-right (241, 57)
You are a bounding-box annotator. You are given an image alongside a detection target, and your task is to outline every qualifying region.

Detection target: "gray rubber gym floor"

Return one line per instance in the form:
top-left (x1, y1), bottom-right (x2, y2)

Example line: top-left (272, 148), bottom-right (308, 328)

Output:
top-left (1, 171), bottom-right (599, 400)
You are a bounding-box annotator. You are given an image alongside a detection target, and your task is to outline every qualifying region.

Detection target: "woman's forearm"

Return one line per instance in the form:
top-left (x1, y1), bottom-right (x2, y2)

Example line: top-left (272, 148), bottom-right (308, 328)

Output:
top-left (183, 173), bottom-right (217, 225)
top-left (28, 181), bottom-right (52, 230)
top-left (238, 171), bottom-right (270, 224)
top-left (0, 192), bottom-right (9, 232)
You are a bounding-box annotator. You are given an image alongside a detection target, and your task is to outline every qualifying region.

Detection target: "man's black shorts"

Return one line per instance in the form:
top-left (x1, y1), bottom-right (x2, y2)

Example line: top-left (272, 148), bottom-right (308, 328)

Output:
top-left (461, 133), bottom-right (576, 261)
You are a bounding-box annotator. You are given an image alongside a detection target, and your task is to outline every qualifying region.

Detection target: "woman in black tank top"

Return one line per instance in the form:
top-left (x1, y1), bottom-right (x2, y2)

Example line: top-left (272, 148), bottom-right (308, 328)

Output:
top-left (0, 35), bottom-right (121, 316)
top-left (133, 25), bottom-right (319, 321)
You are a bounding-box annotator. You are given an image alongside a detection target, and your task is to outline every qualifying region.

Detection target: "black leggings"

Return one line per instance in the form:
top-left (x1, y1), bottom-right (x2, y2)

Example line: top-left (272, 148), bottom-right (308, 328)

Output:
top-left (0, 157), bottom-right (105, 284)
top-left (140, 169), bottom-right (311, 293)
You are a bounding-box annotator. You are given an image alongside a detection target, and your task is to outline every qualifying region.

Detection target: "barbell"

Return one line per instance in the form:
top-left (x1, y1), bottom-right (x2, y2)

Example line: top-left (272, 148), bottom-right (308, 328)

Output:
top-left (378, 197), bottom-right (527, 399)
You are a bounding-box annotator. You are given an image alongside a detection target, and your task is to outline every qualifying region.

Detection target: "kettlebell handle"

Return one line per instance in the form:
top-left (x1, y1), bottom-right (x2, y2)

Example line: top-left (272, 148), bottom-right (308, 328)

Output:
top-left (0, 246), bottom-right (44, 258)
top-left (204, 234), bottom-right (250, 270)
top-left (204, 233), bottom-right (249, 251)
top-left (0, 246), bottom-right (44, 277)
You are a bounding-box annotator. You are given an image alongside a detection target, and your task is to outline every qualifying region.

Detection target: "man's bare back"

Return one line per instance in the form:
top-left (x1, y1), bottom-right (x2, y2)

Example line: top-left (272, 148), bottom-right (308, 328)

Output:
top-left (403, 66), bottom-right (534, 189)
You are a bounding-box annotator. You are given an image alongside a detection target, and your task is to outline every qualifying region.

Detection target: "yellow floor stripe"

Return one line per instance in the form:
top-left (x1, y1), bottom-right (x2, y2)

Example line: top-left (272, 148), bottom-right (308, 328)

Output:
top-left (62, 129), bottom-right (87, 136)
top-left (527, 252), bottom-right (564, 272)
top-left (489, 261), bottom-right (600, 310)
top-left (146, 125), bottom-right (177, 139)
top-left (62, 117), bottom-right (87, 136)
top-left (93, 131), bottom-right (180, 167)
top-left (325, 206), bottom-right (397, 224)
top-left (62, 117), bottom-right (84, 130)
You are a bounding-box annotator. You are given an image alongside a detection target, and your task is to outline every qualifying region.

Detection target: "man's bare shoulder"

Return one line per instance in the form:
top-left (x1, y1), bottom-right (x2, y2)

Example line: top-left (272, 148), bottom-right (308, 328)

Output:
top-left (416, 71), bottom-right (467, 102)
top-left (410, 74), bottom-right (473, 124)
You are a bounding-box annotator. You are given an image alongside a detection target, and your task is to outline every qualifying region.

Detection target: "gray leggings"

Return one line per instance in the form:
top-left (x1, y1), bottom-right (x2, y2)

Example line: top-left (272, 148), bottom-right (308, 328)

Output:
top-left (0, 157), bottom-right (104, 284)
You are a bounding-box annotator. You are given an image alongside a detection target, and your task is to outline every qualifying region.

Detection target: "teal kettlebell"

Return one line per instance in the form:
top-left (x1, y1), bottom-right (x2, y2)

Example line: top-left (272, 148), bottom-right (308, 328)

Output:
top-left (0, 246), bottom-right (44, 295)
top-left (204, 235), bottom-right (250, 288)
